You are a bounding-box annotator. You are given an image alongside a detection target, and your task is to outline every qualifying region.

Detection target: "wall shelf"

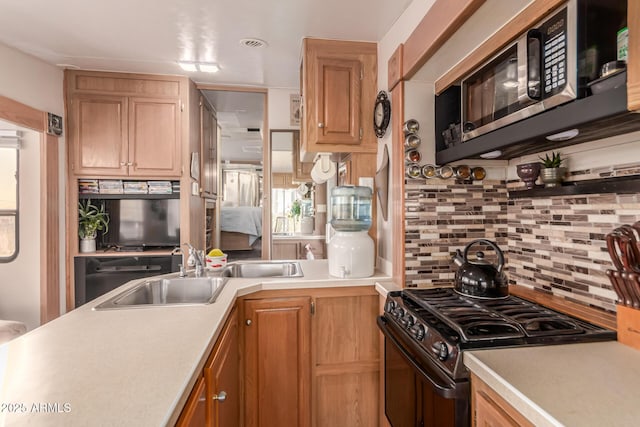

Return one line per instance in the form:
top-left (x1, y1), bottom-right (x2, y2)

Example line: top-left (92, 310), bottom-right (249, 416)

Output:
top-left (78, 193), bottom-right (180, 200)
top-left (509, 175), bottom-right (640, 199)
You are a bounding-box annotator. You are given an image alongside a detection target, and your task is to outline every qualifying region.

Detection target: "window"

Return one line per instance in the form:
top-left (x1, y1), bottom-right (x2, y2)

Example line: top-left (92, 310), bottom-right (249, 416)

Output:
top-left (0, 144), bottom-right (18, 261)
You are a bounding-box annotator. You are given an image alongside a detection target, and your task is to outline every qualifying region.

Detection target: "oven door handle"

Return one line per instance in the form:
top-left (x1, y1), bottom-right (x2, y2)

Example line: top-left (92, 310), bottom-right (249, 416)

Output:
top-left (378, 316), bottom-right (462, 399)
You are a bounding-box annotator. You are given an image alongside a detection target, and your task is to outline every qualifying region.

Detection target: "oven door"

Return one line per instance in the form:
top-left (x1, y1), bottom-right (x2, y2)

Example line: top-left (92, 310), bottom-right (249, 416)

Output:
top-left (378, 316), bottom-right (469, 427)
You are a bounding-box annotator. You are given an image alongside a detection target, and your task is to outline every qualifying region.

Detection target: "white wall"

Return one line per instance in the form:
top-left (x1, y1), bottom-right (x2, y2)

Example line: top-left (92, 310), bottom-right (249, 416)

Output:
top-left (0, 41), bottom-right (64, 330)
top-left (376, 0), bottom-right (436, 271)
top-left (268, 88), bottom-right (299, 130)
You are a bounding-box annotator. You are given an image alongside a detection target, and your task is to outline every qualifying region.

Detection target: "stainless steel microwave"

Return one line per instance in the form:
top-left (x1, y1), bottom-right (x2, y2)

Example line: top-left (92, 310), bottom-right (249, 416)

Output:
top-left (460, 0), bottom-right (626, 142)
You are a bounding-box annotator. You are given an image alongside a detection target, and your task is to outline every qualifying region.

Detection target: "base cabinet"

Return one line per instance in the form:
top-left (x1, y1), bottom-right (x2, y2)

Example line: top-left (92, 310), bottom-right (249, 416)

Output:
top-left (176, 376), bottom-right (207, 427)
top-left (243, 296), bottom-right (312, 427)
top-left (241, 287), bottom-right (379, 427)
top-left (205, 307), bottom-right (239, 427)
top-left (313, 289), bottom-right (380, 427)
top-left (471, 374), bottom-right (533, 427)
top-left (177, 308), bottom-right (239, 427)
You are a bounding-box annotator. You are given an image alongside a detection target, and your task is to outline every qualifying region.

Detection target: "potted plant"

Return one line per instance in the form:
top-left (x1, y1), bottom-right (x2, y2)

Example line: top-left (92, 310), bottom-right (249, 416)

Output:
top-left (78, 199), bottom-right (109, 253)
top-left (538, 151), bottom-right (567, 188)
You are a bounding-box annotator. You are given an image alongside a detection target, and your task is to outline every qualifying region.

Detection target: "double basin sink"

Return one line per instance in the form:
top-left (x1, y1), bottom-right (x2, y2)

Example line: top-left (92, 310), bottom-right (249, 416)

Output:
top-left (94, 261), bottom-right (303, 310)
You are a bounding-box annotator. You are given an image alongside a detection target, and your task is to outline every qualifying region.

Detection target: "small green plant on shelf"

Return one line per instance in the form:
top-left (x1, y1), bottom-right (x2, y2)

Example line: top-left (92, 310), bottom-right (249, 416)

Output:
top-left (539, 151), bottom-right (563, 168)
top-left (78, 199), bottom-right (109, 240)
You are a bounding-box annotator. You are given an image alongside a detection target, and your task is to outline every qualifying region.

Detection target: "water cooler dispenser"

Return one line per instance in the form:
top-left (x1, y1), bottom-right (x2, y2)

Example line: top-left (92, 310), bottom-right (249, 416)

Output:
top-left (328, 186), bottom-right (374, 278)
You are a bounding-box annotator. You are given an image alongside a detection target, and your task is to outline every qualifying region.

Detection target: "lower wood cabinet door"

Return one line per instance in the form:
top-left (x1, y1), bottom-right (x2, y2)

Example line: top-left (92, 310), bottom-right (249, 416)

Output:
top-left (176, 376), bottom-right (206, 427)
top-left (205, 307), bottom-right (239, 427)
top-left (243, 297), bottom-right (312, 427)
top-left (472, 374), bottom-right (533, 427)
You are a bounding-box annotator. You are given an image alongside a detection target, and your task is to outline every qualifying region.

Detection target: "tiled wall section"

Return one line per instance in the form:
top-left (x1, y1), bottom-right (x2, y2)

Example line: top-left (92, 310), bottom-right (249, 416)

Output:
top-left (405, 161), bottom-right (640, 312)
top-left (507, 192), bottom-right (640, 312)
top-left (404, 178), bottom-right (508, 288)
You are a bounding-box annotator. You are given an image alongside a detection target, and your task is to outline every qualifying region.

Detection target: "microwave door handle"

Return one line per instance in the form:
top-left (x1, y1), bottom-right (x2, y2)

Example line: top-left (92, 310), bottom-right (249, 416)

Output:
top-left (526, 29), bottom-right (543, 100)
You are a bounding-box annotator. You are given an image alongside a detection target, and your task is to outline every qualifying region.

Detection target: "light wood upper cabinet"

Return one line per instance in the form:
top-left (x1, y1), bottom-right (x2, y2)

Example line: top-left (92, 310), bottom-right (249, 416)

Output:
top-left (66, 70), bottom-right (183, 178)
top-left (128, 97), bottom-right (181, 176)
top-left (243, 296), bottom-right (311, 427)
top-left (205, 307), bottom-right (239, 427)
top-left (200, 97), bottom-right (218, 197)
top-left (291, 130), bottom-right (313, 182)
top-left (300, 38), bottom-right (377, 160)
top-left (71, 94), bottom-right (128, 175)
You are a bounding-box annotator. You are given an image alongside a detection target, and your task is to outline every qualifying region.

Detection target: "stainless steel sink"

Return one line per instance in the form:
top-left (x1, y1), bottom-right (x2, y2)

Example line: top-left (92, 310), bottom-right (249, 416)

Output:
top-left (220, 261), bottom-right (303, 278)
top-left (94, 276), bottom-right (228, 310)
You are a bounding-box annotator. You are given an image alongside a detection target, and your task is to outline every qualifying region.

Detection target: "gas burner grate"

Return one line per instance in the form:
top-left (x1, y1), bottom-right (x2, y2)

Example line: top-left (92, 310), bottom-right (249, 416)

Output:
top-left (403, 288), bottom-right (596, 342)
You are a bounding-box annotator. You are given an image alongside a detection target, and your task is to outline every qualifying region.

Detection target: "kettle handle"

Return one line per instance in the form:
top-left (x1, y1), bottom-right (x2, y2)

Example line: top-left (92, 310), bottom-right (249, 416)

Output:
top-left (463, 239), bottom-right (505, 273)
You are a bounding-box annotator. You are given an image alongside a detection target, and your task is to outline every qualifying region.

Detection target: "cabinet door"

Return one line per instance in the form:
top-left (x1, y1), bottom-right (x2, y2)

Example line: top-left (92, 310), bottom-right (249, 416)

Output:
top-left (71, 94), bottom-right (128, 175)
top-left (205, 307), bottom-right (239, 427)
top-left (128, 97), bottom-right (181, 177)
top-left (176, 376), bottom-right (207, 427)
top-left (272, 240), bottom-right (299, 260)
top-left (315, 57), bottom-right (362, 145)
top-left (313, 290), bottom-right (379, 427)
top-left (201, 98), bottom-right (218, 197)
top-left (243, 297), bottom-right (311, 427)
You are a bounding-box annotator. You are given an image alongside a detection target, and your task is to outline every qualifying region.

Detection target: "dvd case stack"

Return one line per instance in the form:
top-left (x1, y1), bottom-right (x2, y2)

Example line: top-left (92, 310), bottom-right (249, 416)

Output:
top-left (78, 179), bottom-right (99, 194)
top-left (147, 181), bottom-right (172, 194)
top-left (99, 180), bottom-right (124, 194)
top-left (123, 181), bottom-right (148, 194)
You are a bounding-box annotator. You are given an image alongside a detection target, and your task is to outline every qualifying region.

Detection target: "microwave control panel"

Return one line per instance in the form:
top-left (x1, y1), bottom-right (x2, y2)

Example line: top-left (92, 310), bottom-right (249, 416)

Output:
top-left (541, 7), bottom-right (567, 97)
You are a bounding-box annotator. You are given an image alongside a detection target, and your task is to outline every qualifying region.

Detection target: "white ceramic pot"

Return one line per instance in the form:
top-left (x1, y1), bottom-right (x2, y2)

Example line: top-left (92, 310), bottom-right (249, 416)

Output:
top-left (79, 238), bottom-right (96, 253)
top-left (328, 230), bottom-right (374, 278)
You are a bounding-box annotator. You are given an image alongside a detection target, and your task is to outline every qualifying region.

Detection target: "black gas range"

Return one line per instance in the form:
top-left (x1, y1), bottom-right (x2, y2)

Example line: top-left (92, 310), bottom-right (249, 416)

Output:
top-left (378, 288), bottom-right (616, 427)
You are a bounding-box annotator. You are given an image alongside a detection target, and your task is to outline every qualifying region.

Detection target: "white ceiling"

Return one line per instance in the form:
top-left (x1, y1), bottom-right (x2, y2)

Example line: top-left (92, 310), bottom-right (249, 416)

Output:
top-left (0, 0), bottom-right (413, 166)
top-left (0, 0), bottom-right (412, 88)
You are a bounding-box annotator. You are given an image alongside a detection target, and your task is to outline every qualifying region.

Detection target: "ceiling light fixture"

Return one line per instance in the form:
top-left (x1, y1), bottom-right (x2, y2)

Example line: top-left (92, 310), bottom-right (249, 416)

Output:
top-left (198, 63), bottom-right (220, 73)
top-left (177, 61), bottom-right (220, 73)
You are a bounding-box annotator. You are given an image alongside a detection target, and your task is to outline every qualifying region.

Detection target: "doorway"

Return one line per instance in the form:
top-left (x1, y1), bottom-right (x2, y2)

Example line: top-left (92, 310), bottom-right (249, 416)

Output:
top-left (199, 87), bottom-right (268, 260)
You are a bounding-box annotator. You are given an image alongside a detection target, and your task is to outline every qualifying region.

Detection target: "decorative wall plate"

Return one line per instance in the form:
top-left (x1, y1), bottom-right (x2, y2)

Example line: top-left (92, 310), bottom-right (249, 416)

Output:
top-left (373, 91), bottom-right (391, 138)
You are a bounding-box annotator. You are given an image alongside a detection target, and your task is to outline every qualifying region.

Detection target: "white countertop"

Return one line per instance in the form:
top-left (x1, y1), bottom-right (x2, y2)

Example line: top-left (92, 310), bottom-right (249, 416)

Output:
top-left (0, 260), bottom-right (392, 426)
top-left (465, 341), bottom-right (640, 427)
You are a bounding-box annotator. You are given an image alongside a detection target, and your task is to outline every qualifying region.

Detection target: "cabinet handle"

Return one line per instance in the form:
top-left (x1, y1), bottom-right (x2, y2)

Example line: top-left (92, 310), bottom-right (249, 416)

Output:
top-left (246, 319), bottom-right (252, 326)
top-left (318, 122), bottom-right (324, 128)
top-left (120, 161), bottom-right (126, 166)
top-left (127, 162), bottom-right (133, 166)
top-left (212, 391), bottom-right (227, 402)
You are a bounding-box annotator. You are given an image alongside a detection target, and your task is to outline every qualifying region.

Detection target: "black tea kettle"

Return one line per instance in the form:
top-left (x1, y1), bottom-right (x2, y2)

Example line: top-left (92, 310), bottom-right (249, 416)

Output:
top-left (452, 239), bottom-right (508, 298)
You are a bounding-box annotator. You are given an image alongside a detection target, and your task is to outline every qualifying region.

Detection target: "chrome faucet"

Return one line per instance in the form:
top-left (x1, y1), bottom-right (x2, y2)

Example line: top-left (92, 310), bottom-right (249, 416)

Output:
top-left (184, 243), bottom-right (206, 277)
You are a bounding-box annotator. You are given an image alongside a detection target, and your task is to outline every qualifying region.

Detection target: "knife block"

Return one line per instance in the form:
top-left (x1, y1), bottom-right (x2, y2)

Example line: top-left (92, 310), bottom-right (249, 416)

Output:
top-left (617, 304), bottom-right (640, 350)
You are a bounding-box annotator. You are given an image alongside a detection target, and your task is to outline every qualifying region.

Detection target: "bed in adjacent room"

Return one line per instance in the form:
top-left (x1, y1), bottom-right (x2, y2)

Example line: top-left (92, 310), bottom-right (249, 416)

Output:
top-left (220, 206), bottom-right (262, 251)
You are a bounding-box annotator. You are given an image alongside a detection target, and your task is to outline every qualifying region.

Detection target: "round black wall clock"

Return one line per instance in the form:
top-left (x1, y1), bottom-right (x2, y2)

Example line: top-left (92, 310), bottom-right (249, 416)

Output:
top-left (373, 91), bottom-right (391, 138)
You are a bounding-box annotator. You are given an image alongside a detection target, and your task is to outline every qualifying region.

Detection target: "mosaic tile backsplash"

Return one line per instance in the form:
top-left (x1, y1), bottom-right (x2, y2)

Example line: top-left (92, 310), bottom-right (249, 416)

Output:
top-left (404, 167), bottom-right (640, 313)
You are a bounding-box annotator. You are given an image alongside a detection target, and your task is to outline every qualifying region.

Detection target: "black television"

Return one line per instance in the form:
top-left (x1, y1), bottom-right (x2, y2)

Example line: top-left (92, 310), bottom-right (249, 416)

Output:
top-left (101, 199), bottom-right (180, 250)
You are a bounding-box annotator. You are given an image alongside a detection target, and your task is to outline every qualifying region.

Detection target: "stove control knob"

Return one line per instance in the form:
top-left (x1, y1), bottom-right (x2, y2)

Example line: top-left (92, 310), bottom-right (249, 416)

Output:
top-left (400, 314), bottom-right (415, 328)
top-left (432, 341), bottom-right (449, 361)
top-left (392, 307), bottom-right (405, 319)
top-left (384, 300), bottom-right (396, 314)
top-left (410, 324), bottom-right (425, 341)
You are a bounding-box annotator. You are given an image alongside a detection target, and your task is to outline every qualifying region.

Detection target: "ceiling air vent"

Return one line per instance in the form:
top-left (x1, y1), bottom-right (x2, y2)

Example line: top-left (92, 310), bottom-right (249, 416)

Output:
top-left (239, 38), bottom-right (268, 48)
